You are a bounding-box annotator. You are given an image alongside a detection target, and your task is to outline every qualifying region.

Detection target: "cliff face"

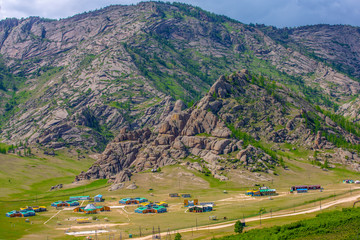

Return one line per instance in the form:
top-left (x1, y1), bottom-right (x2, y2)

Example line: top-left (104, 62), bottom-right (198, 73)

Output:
top-left (77, 70), bottom-right (360, 184)
top-left (286, 25), bottom-right (360, 79)
top-left (76, 71), bottom-right (274, 183)
top-left (0, 2), bottom-right (359, 152)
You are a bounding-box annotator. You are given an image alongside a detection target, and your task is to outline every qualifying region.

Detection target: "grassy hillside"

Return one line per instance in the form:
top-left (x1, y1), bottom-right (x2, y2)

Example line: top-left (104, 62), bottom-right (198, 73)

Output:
top-left (0, 148), bottom-right (97, 199)
top-left (217, 207), bottom-right (360, 240)
top-left (1, 146), bottom-right (360, 239)
top-left (0, 149), bottom-right (111, 239)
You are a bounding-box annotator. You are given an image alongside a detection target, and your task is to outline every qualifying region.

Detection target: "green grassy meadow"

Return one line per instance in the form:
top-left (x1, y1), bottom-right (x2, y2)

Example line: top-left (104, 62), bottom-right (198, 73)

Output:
top-left (0, 148), bottom-right (360, 239)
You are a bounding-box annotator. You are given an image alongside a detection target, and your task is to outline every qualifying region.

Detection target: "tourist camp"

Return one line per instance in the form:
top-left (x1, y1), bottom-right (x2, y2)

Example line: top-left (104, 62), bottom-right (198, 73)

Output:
top-left (135, 204), bottom-right (167, 214)
top-left (6, 205), bottom-right (47, 218)
top-left (297, 188), bottom-right (308, 193)
top-left (32, 206), bottom-right (47, 212)
top-left (169, 193), bottom-right (179, 197)
top-left (73, 204), bottom-right (110, 214)
top-left (200, 202), bottom-right (215, 206)
top-left (343, 179), bottom-right (354, 184)
top-left (184, 199), bottom-right (198, 207)
top-left (69, 196), bottom-right (91, 201)
top-left (6, 210), bottom-right (23, 218)
top-left (6, 209), bottom-right (36, 218)
top-left (290, 185), bottom-right (308, 192)
top-left (83, 204), bottom-right (98, 214)
top-left (94, 194), bottom-right (103, 202)
top-left (260, 188), bottom-right (277, 196)
top-left (246, 190), bottom-right (261, 196)
top-left (141, 201), bottom-right (168, 208)
top-left (188, 205), bottom-right (213, 213)
top-left (20, 209), bottom-right (36, 217)
top-left (119, 197), bottom-right (148, 205)
top-left (181, 194), bottom-right (191, 198)
top-left (20, 206), bottom-right (47, 212)
top-left (290, 185), bottom-right (322, 192)
top-left (158, 201), bottom-right (168, 207)
top-left (51, 200), bottom-right (79, 207)
top-left (246, 187), bottom-right (276, 197)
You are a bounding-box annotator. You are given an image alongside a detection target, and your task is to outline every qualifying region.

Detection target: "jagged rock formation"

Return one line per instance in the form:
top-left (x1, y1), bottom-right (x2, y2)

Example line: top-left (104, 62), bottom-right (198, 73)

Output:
top-left (49, 184), bottom-right (63, 191)
top-left (77, 70), bottom-right (360, 184)
top-left (0, 2), bottom-right (360, 150)
top-left (77, 71), bottom-right (276, 183)
top-left (337, 99), bottom-right (360, 123)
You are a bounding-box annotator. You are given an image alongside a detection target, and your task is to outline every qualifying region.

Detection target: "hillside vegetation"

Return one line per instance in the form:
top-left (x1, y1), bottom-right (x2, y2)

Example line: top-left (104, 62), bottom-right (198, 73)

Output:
top-left (0, 2), bottom-right (359, 151)
top-left (217, 207), bottom-right (360, 240)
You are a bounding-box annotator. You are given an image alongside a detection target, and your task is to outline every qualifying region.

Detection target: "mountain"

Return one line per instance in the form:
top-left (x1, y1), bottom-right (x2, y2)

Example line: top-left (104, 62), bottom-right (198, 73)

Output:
top-left (259, 24), bottom-right (360, 79)
top-left (77, 70), bottom-right (360, 184)
top-left (0, 1), bottom-right (359, 154)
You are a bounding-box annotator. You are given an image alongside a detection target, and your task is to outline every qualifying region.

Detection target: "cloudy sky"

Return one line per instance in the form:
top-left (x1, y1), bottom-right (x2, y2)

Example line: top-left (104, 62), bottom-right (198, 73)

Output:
top-left (0, 0), bottom-right (359, 27)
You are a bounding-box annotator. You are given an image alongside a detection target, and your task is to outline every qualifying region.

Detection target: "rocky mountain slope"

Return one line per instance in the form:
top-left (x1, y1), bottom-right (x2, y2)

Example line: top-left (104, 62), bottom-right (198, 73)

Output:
top-left (0, 1), bottom-right (359, 152)
top-left (260, 24), bottom-right (360, 79)
top-left (77, 70), bottom-right (360, 184)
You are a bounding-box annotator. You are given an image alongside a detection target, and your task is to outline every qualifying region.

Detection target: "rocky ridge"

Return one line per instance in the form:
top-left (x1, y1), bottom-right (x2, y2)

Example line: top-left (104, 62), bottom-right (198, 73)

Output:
top-left (0, 2), bottom-right (360, 150)
top-left (77, 70), bottom-right (360, 184)
top-left (76, 71), bottom-right (277, 183)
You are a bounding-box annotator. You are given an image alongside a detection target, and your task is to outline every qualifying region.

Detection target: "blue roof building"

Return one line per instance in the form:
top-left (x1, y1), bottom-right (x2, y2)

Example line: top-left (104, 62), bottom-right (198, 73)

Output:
top-left (94, 194), bottom-right (103, 202)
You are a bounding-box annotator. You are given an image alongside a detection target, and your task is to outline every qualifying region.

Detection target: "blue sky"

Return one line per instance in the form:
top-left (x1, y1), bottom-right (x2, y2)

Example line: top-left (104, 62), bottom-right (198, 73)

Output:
top-left (0, 0), bottom-right (359, 27)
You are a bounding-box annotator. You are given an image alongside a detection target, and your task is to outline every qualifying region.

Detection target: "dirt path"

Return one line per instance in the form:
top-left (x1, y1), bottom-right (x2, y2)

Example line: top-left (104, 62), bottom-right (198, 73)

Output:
top-left (117, 209), bottom-right (131, 222)
top-left (44, 210), bottom-right (62, 225)
top-left (57, 223), bottom-right (129, 230)
top-left (133, 192), bottom-right (360, 240)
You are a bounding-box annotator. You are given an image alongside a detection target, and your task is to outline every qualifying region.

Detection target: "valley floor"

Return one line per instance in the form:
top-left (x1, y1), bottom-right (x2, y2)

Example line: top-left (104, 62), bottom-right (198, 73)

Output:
top-left (1, 149), bottom-right (360, 239)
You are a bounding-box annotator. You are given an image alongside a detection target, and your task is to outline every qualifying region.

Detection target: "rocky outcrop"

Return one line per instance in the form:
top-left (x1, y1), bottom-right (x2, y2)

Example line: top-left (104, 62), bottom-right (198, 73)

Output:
top-left (74, 71), bottom-right (276, 183)
top-left (126, 183), bottom-right (138, 190)
top-left (108, 182), bottom-right (124, 191)
top-left (77, 69), bottom-right (360, 184)
top-left (76, 71), bottom-right (282, 183)
top-left (1, 2), bottom-right (359, 150)
top-left (285, 25), bottom-right (360, 79)
top-left (236, 145), bottom-right (275, 172)
top-left (49, 184), bottom-right (63, 191)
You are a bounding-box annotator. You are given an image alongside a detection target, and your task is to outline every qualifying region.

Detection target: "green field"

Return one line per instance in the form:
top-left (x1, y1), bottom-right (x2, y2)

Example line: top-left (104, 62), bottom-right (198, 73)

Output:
top-left (0, 148), bottom-right (360, 239)
top-left (216, 206), bottom-right (360, 240)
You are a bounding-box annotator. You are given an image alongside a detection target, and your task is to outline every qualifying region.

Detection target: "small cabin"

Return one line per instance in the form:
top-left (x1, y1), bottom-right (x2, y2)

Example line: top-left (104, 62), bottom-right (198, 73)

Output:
top-left (69, 196), bottom-right (91, 201)
top-left (6, 211), bottom-right (23, 218)
top-left (135, 204), bottom-right (167, 214)
top-left (94, 194), bottom-right (103, 202)
top-left (169, 193), bottom-right (179, 197)
top-left (181, 194), bottom-right (191, 198)
top-left (119, 197), bottom-right (148, 205)
top-left (297, 188), bottom-right (308, 193)
top-left (188, 205), bottom-right (213, 213)
top-left (259, 189), bottom-right (277, 196)
top-left (308, 185), bottom-right (321, 190)
top-left (20, 210), bottom-right (36, 217)
top-left (184, 199), bottom-right (198, 207)
top-left (76, 218), bottom-right (91, 224)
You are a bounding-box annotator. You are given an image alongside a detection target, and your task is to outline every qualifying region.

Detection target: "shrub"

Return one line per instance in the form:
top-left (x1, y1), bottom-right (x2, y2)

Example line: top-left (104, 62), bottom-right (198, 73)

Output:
top-left (174, 233), bottom-right (182, 240)
top-left (234, 220), bottom-right (244, 234)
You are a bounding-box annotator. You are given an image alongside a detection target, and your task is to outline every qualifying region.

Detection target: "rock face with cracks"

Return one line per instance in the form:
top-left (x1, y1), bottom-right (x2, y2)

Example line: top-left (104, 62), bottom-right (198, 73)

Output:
top-left (77, 71), bottom-right (278, 183)
top-left (77, 69), bottom-right (360, 184)
top-left (0, 3), bottom-right (360, 151)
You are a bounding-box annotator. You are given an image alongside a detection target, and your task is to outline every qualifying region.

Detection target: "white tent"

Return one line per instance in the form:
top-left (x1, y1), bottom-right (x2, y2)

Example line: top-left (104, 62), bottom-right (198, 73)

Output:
top-left (84, 204), bottom-right (96, 211)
